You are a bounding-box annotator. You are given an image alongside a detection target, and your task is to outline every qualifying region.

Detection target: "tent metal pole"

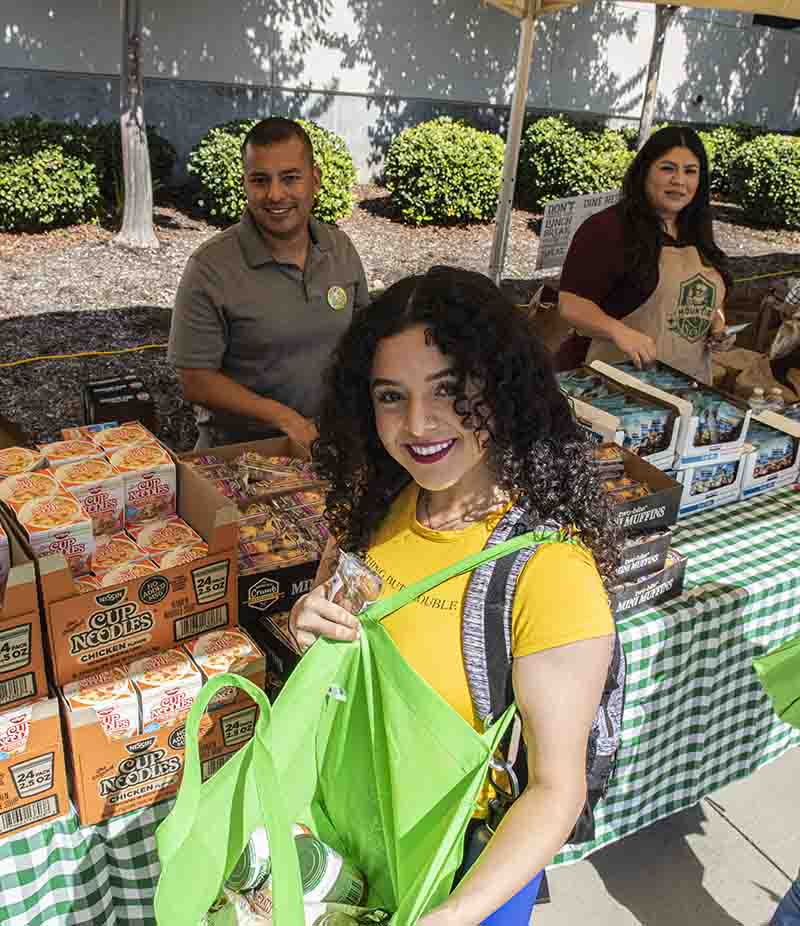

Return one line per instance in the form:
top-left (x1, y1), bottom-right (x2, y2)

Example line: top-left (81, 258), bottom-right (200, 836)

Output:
top-left (489, 0), bottom-right (539, 285)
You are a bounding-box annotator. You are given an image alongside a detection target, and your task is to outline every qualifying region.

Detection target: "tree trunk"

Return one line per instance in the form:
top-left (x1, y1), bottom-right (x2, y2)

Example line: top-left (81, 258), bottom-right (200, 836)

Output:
top-left (637, 5), bottom-right (679, 152)
top-left (114, 0), bottom-right (159, 249)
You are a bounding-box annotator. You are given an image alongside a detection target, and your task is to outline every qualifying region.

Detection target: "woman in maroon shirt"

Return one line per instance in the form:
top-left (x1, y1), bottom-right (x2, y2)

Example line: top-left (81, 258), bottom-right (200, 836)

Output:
top-left (557, 126), bottom-right (731, 383)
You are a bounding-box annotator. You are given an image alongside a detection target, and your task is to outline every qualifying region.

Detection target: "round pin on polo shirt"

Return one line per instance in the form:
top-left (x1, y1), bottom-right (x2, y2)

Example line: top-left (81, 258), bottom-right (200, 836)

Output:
top-left (327, 286), bottom-right (348, 311)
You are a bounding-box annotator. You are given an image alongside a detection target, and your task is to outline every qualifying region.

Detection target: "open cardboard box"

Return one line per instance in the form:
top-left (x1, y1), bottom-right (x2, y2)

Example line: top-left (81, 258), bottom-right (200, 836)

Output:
top-left (27, 462), bottom-right (239, 686)
top-left (739, 410), bottom-right (800, 500)
top-left (611, 449), bottom-right (682, 533)
top-left (566, 366), bottom-right (681, 469)
top-left (0, 509), bottom-right (47, 709)
top-left (591, 360), bottom-right (753, 467)
top-left (0, 696), bottom-right (69, 837)
top-left (609, 549), bottom-right (688, 617)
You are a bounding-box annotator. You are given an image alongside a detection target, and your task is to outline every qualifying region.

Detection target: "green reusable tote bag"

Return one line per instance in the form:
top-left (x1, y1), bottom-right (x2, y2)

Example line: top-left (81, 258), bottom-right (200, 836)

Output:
top-left (155, 530), bottom-right (552, 926)
top-left (753, 633), bottom-right (800, 731)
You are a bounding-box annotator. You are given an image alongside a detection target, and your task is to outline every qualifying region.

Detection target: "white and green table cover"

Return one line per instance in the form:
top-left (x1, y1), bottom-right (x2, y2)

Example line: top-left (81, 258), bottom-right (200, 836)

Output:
top-left (2, 489), bottom-right (799, 922)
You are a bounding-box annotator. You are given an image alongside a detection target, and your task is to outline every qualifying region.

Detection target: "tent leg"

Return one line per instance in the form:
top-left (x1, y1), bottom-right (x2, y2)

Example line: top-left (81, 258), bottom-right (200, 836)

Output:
top-left (489, 3), bottom-right (539, 286)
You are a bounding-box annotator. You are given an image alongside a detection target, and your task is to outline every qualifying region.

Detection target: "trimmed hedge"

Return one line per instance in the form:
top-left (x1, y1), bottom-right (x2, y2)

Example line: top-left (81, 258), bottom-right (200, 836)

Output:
top-left (0, 115), bottom-right (176, 230)
top-left (517, 116), bottom-right (633, 211)
top-left (383, 117), bottom-right (505, 225)
top-left (187, 118), bottom-right (356, 225)
top-left (730, 133), bottom-right (800, 229)
top-left (0, 146), bottom-right (101, 231)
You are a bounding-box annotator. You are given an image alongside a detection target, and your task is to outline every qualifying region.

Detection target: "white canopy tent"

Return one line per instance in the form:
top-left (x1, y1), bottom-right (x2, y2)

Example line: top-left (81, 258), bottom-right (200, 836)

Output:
top-left (484, 0), bottom-right (800, 283)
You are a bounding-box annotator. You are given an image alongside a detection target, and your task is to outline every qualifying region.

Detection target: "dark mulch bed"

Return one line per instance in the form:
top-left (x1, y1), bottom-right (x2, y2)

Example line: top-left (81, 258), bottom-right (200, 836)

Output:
top-left (0, 308), bottom-right (196, 452)
top-left (1, 186), bottom-right (800, 451)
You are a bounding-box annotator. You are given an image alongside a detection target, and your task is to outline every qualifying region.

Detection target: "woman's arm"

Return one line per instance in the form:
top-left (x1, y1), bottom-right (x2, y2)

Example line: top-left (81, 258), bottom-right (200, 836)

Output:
top-left (420, 633), bottom-right (614, 926)
top-left (558, 291), bottom-right (657, 369)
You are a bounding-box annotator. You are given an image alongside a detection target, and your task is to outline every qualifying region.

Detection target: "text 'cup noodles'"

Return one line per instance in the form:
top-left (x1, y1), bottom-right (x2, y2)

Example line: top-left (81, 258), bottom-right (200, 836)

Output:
top-left (16, 492), bottom-right (95, 578)
top-left (110, 443), bottom-right (177, 526)
top-left (57, 458), bottom-right (126, 537)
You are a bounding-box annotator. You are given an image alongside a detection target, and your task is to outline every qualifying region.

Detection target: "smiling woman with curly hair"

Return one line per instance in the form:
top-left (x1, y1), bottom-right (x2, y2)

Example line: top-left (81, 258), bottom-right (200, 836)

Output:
top-left (290, 265), bottom-right (622, 926)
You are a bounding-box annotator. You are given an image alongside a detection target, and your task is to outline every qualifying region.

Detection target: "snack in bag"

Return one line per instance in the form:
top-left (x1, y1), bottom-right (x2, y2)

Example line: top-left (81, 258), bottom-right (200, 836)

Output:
top-left (327, 552), bottom-right (383, 614)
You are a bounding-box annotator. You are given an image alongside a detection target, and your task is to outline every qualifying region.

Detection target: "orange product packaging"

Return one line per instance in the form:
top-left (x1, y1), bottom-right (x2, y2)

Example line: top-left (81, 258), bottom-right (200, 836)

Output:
top-left (57, 457), bottom-right (126, 537)
top-left (0, 469), bottom-right (63, 515)
top-left (15, 492), bottom-right (95, 579)
top-left (38, 460), bottom-right (238, 686)
top-left (73, 574), bottom-right (103, 594)
top-left (37, 439), bottom-right (105, 470)
top-left (0, 512), bottom-right (47, 709)
top-left (151, 544), bottom-right (209, 570)
top-left (91, 533), bottom-right (148, 576)
top-left (0, 698), bottom-right (69, 837)
top-left (127, 516), bottom-right (203, 557)
top-left (93, 422), bottom-right (159, 453)
top-left (184, 627), bottom-right (263, 708)
top-left (0, 447), bottom-right (46, 481)
top-left (60, 629), bottom-right (265, 825)
top-left (110, 443), bottom-right (177, 526)
top-left (0, 520), bottom-right (8, 592)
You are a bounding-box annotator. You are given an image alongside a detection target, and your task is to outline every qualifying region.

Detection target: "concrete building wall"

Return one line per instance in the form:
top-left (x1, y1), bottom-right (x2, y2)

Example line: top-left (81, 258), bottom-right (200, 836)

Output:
top-left (1, 1), bottom-right (798, 181)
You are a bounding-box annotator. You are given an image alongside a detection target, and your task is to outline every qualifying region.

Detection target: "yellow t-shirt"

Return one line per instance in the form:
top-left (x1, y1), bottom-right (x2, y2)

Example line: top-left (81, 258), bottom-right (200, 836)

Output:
top-left (365, 483), bottom-right (613, 732)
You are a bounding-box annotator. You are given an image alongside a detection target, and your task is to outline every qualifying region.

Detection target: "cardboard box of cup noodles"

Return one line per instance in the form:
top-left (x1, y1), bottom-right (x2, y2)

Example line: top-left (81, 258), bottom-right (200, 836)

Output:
top-left (37, 461), bottom-right (238, 686)
top-left (110, 442), bottom-right (177, 527)
top-left (0, 697), bottom-right (69, 837)
top-left (61, 627), bottom-right (264, 825)
top-left (92, 421), bottom-right (160, 454)
top-left (57, 457), bottom-right (126, 537)
top-left (37, 439), bottom-right (105, 470)
top-left (0, 511), bottom-right (47, 709)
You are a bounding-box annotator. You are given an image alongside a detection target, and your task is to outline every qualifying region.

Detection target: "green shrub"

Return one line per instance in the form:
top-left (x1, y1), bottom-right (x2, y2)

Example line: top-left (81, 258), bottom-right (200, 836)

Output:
top-left (187, 118), bottom-right (356, 225)
top-left (383, 117), bottom-right (505, 225)
top-left (0, 114), bottom-right (176, 212)
top-left (729, 133), bottom-right (800, 229)
top-left (0, 145), bottom-right (102, 231)
top-left (517, 116), bottom-right (633, 211)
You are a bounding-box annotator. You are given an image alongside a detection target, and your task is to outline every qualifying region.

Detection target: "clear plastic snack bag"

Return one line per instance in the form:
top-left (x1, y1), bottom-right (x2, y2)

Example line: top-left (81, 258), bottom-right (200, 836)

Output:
top-left (328, 551), bottom-right (384, 614)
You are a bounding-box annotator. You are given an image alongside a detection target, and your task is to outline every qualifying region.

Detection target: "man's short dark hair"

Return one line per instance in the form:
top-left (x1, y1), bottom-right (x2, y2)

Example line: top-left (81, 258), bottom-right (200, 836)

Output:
top-left (241, 118), bottom-right (314, 167)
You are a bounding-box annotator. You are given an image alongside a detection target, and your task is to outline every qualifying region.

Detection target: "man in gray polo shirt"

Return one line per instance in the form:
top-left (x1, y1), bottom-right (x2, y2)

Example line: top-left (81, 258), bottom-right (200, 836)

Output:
top-left (169, 117), bottom-right (369, 448)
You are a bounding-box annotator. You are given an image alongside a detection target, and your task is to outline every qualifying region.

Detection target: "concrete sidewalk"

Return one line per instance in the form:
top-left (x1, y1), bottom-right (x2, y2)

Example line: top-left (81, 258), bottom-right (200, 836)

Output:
top-left (536, 747), bottom-right (799, 925)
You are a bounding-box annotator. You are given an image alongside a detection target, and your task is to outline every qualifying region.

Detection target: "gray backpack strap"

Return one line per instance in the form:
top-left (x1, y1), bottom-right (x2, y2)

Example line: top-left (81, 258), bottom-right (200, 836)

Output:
top-left (462, 507), bottom-right (561, 725)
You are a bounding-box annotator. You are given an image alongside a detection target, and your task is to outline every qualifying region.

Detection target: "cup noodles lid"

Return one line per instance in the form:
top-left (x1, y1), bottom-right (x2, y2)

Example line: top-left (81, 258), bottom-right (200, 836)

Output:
top-left (129, 648), bottom-right (199, 690)
top-left (0, 469), bottom-right (62, 507)
top-left (63, 666), bottom-right (135, 710)
top-left (18, 493), bottom-right (89, 532)
top-left (0, 703), bottom-right (34, 756)
top-left (96, 424), bottom-right (157, 452)
top-left (57, 457), bottom-right (118, 487)
top-left (99, 560), bottom-right (158, 587)
top-left (128, 517), bottom-right (202, 554)
top-left (0, 447), bottom-right (46, 479)
top-left (92, 534), bottom-right (147, 574)
top-left (37, 439), bottom-right (103, 466)
top-left (152, 543), bottom-right (209, 569)
top-left (129, 648), bottom-right (202, 728)
top-left (185, 629), bottom-right (260, 676)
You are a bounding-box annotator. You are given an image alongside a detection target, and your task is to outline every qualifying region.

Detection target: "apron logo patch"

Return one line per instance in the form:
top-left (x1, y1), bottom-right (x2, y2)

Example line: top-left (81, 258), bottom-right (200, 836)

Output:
top-left (668, 274), bottom-right (717, 343)
top-left (327, 286), bottom-right (348, 311)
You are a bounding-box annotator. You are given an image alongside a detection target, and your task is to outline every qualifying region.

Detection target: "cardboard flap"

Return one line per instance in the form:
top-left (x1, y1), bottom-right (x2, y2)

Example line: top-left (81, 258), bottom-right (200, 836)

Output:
top-left (0, 511), bottom-right (40, 620)
top-left (755, 410), bottom-right (800, 440)
top-left (590, 361), bottom-right (693, 417)
top-left (571, 397), bottom-right (621, 441)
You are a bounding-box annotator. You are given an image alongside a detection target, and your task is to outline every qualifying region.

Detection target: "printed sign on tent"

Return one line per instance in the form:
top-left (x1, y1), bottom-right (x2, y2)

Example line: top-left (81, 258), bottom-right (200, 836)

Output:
top-left (535, 189), bottom-right (622, 274)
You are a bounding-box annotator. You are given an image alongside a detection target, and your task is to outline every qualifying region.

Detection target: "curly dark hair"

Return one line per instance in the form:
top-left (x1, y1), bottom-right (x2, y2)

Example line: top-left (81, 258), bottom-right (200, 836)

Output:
top-left (313, 266), bottom-right (622, 580)
top-left (622, 125), bottom-right (731, 292)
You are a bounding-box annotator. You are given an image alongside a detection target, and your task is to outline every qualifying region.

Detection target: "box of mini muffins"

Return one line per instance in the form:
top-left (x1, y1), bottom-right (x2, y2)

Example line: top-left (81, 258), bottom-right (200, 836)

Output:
top-left (60, 626), bottom-right (264, 824)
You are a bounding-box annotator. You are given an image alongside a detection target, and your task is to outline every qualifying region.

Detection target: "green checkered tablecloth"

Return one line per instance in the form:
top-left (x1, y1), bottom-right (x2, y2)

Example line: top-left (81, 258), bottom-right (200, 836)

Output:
top-left (556, 486), bottom-right (800, 864)
top-left (2, 490), bottom-right (799, 920)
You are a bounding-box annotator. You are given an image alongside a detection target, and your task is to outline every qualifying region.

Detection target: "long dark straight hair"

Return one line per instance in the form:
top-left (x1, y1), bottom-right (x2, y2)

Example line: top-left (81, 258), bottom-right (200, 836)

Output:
top-left (621, 126), bottom-right (731, 292)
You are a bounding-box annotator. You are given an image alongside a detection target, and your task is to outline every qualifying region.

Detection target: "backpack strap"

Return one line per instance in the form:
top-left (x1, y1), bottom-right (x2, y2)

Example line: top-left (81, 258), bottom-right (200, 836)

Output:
top-left (462, 507), bottom-right (564, 725)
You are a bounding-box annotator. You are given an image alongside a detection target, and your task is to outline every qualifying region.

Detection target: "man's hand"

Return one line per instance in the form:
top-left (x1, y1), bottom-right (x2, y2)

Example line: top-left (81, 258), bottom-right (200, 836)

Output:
top-left (279, 411), bottom-right (318, 447)
top-left (611, 323), bottom-right (657, 369)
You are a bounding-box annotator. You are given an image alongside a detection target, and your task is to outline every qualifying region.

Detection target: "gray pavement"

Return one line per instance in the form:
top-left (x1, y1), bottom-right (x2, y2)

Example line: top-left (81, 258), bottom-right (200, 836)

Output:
top-left (536, 747), bottom-right (799, 925)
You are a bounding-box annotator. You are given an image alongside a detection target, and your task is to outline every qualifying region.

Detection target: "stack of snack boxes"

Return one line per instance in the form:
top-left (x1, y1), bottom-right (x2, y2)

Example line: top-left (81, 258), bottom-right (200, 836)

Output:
top-left (594, 444), bottom-right (687, 617)
top-left (0, 451), bottom-right (69, 837)
top-left (0, 423), bottom-right (267, 827)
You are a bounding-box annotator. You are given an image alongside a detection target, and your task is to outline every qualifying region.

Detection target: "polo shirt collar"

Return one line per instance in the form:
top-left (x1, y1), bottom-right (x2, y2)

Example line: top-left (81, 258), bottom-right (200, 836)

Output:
top-left (238, 210), bottom-right (332, 268)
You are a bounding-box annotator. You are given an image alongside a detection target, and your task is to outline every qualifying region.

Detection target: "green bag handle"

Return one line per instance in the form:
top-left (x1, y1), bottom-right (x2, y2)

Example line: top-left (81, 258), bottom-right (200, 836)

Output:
top-left (156, 673), bottom-right (305, 926)
top-left (361, 528), bottom-right (561, 624)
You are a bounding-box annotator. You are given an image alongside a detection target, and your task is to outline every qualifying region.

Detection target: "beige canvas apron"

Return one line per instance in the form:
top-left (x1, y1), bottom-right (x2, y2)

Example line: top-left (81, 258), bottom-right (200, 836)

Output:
top-left (585, 245), bottom-right (726, 385)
